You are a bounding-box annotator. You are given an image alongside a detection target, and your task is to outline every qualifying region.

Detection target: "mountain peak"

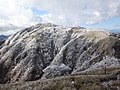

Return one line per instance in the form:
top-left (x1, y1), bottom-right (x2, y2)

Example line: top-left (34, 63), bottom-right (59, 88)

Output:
top-left (0, 23), bottom-right (120, 83)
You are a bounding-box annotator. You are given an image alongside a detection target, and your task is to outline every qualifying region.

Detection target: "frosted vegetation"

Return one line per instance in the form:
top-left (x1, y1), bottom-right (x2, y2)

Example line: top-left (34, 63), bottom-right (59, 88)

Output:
top-left (0, 23), bottom-right (120, 84)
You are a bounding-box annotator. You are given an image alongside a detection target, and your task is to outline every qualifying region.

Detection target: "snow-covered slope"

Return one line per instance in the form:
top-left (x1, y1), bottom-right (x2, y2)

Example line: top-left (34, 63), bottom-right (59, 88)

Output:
top-left (0, 23), bottom-right (120, 83)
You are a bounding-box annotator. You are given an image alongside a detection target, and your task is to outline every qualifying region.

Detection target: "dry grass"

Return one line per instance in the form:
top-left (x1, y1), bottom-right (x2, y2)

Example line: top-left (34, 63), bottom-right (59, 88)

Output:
top-left (75, 67), bottom-right (120, 76)
top-left (83, 30), bottom-right (109, 42)
top-left (1, 67), bottom-right (120, 90)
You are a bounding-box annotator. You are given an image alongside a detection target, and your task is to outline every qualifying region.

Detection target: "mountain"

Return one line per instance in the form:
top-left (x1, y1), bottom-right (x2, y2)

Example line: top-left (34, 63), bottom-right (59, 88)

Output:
top-left (109, 29), bottom-right (120, 33)
top-left (0, 35), bottom-right (9, 49)
top-left (0, 23), bottom-right (120, 87)
top-left (0, 35), bottom-right (8, 41)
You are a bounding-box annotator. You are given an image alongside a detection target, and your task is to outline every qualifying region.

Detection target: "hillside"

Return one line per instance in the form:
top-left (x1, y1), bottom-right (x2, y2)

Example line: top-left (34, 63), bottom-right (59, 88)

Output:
top-left (0, 68), bottom-right (120, 90)
top-left (0, 23), bottom-right (120, 89)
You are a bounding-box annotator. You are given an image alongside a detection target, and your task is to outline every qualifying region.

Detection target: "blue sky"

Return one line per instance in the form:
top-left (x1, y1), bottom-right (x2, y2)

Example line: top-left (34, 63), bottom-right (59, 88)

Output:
top-left (32, 8), bottom-right (47, 15)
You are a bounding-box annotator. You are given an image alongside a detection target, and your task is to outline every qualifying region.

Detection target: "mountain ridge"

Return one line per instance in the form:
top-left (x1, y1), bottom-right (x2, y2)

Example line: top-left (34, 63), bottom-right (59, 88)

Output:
top-left (0, 23), bottom-right (120, 84)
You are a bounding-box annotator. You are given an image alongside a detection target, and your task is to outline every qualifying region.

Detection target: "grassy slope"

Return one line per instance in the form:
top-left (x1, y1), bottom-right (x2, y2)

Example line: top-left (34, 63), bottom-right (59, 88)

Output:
top-left (0, 67), bottom-right (120, 90)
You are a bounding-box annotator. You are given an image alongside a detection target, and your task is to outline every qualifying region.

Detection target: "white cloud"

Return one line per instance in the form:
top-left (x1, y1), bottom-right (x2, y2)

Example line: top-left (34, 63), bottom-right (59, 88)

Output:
top-left (0, 0), bottom-right (41, 27)
top-left (0, 0), bottom-right (120, 35)
top-left (36, 0), bottom-right (120, 26)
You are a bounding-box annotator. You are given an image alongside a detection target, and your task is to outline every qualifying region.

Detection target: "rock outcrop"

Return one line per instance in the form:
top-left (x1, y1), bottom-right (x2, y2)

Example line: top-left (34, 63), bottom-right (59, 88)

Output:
top-left (0, 23), bottom-right (120, 83)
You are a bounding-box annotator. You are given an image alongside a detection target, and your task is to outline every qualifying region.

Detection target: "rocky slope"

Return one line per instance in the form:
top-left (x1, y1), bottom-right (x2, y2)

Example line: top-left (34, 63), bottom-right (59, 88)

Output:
top-left (0, 23), bottom-right (120, 83)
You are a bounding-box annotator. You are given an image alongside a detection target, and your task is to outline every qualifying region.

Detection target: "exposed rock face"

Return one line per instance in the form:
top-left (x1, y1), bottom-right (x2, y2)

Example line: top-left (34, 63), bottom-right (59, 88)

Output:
top-left (0, 23), bottom-right (120, 83)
